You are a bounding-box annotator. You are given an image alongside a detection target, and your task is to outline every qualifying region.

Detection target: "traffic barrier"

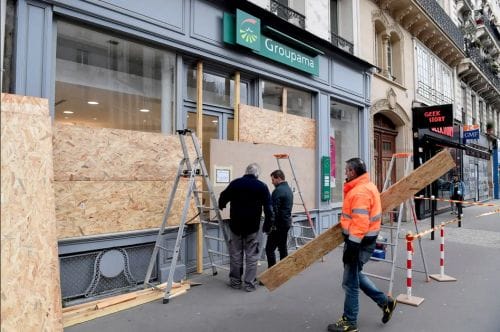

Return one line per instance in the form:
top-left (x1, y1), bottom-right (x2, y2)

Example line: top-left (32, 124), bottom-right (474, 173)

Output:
top-left (414, 196), bottom-right (499, 208)
top-left (429, 223), bottom-right (456, 282)
top-left (396, 233), bottom-right (425, 306)
top-left (477, 208), bottom-right (500, 217)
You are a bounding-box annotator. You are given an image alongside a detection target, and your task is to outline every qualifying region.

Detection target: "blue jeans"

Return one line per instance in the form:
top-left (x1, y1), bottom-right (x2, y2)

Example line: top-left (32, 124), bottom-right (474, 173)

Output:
top-left (342, 239), bottom-right (388, 325)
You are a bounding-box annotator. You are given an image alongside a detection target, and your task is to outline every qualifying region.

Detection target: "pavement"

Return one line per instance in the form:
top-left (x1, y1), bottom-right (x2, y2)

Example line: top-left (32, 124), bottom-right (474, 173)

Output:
top-left (66, 200), bottom-right (500, 332)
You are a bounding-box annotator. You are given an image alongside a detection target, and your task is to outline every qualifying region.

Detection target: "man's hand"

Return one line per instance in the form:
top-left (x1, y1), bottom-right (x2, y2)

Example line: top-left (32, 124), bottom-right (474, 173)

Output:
top-left (342, 240), bottom-right (360, 264)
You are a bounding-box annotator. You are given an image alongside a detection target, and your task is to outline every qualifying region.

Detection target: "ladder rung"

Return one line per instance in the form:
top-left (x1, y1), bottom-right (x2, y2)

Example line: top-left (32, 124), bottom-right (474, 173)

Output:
top-left (156, 245), bottom-right (173, 252)
top-left (363, 272), bottom-right (391, 281)
top-left (381, 224), bottom-right (399, 230)
top-left (294, 235), bottom-right (314, 240)
top-left (292, 224), bottom-right (313, 229)
top-left (208, 249), bottom-right (229, 257)
top-left (205, 235), bottom-right (226, 242)
top-left (377, 241), bottom-right (397, 247)
top-left (369, 257), bottom-right (394, 263)
top-left (197, 206), bottom-right (215, 210)
top-left (201, 220), bottom-right (220, 226)
top-left (193, 190), bottom-right (210, 193)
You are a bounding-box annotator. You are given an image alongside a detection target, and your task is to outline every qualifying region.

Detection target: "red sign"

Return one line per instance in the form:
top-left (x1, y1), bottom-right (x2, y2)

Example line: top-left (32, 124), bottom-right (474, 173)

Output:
top-left (430, 127), bottom-right (454, 138)
top-left (412, 104), bottom-right (453, 129)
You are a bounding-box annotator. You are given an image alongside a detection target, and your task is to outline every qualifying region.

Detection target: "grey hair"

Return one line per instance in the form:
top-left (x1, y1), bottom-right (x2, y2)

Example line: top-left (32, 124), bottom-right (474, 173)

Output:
top-left (245, 163), bottom-right (261, 178)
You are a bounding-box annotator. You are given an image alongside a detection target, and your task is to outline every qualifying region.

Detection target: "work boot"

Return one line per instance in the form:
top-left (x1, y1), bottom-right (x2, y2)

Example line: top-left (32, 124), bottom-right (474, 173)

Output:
top-left (382, 297), bottom-right (397, 324)
top-left (327, 316), bottom-right (358, 332)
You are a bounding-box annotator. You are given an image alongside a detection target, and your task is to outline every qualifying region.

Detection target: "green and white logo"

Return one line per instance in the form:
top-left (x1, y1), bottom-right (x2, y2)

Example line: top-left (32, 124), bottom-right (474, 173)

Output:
top-left (236, 9), bottom-right (260, 51)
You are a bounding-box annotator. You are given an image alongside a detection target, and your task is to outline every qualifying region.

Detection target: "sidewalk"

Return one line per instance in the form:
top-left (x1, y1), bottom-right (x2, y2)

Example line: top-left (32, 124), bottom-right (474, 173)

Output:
top-left (66, 200), bottom-right (500, 332)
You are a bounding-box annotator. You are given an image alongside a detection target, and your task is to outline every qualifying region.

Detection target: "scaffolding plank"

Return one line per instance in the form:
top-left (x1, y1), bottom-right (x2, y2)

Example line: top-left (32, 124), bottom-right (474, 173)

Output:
top-left (258, 149), bottom-right (455, 291)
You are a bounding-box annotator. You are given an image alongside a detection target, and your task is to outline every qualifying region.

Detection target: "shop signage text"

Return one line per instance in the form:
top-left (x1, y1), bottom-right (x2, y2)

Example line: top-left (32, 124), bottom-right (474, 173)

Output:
top-left (412, 104), bottom-right (453, 129)
top-left (223, 10), bottom-right (319, 76)
top-left (431, 126), bottom-right (454, 138)
top-left (463, 124), bottom-right (480, 141)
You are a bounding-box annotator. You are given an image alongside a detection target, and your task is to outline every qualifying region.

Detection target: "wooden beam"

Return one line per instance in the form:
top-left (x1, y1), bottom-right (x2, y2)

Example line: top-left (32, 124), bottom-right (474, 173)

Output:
top-left (258, 149), bottom-right (455, 291)
top-left (234, 71), bottom-right (240, 141)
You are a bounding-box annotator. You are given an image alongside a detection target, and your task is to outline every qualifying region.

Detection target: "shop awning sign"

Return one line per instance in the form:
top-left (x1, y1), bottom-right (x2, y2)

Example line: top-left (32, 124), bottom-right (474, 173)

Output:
top-left (463, 124), bottom-right (480, 141)
top-left (223, 10), bottom-right (319, 76)
top-left (412, 104), bottom-right (453, 129)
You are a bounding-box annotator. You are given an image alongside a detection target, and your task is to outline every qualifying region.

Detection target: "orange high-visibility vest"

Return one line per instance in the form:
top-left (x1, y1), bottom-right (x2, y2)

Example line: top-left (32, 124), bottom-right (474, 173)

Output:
top-left (340, 173), bottom-right (382, 243)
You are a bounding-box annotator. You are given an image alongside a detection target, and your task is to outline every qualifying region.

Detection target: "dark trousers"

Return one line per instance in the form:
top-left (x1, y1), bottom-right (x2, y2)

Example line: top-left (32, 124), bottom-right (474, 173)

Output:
top-left (265, 226), bottom-right (290, 268)
top-left (452, 194), bottom-right (463, 215)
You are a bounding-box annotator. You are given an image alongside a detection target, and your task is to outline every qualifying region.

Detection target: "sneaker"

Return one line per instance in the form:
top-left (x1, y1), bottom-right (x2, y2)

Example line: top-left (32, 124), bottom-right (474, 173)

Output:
top-left (450, 211), bottom-right (456, 215)
top-left (327, 316), bottom-right (358, 332)
top-left (228, 282), bottom-right (242, 290)
top-left (460, 214), bottom-right (464, 218)
top-left (382, 297), bottom-right (397, 324)
top-left (244, 285), bottom-right (256, 292)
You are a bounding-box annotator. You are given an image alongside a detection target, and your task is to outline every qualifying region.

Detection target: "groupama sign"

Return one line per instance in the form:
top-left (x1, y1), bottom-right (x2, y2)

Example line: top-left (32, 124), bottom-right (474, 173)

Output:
top-left (224, 9), bottom-right (319, 76)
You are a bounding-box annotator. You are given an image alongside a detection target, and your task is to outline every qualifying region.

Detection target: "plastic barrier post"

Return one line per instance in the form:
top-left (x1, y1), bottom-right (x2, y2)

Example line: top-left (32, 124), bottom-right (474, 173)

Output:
top-left (396, 233), bottom-right (425, 306)
top-left (429, 224), bottom-right (457, 282)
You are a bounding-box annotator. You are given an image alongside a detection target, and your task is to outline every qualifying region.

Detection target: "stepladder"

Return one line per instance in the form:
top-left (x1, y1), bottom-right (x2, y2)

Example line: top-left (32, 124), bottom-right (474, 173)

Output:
top-left (364, 152), bottom-right (429, 297)
top-left (143, 129), bottom-right (230, 303)
top-left (273, 154), bottom-right (317, 250)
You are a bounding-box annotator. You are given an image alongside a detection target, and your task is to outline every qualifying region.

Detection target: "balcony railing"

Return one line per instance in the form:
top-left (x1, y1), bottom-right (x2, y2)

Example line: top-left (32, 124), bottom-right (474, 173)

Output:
top-left (476, 13), bottom-right (500, 43)
top-left (415, 0), bottom-right (465, 49)
top-left (270, 0), bottom-right (305, 29)
top-left (416, 80), bottom-right (453, 105)
top-left (331, 32), bottom-right (354, 54)
top-left (465, 40), bottom-right (500, 88)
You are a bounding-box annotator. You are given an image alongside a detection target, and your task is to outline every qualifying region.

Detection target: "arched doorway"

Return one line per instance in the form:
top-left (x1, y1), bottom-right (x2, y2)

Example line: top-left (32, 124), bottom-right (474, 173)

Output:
top-left (373, 113), bottom-right (397, 192)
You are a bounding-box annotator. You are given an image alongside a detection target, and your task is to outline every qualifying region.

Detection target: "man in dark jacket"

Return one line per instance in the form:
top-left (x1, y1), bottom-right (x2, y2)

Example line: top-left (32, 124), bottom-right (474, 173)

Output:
top-left (218, 163), bottom-right (273, 292)
top-left (264, 169), bottom-right (293, 268)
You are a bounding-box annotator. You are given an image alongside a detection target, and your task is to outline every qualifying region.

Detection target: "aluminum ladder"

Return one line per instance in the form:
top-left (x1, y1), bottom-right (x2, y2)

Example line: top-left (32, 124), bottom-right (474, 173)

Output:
top-left (143, 129), bottom-right (229, 303)
top-left (273, 153), bottom-right (317, 250)
top-left (364, 152), bottom-right (429, 296)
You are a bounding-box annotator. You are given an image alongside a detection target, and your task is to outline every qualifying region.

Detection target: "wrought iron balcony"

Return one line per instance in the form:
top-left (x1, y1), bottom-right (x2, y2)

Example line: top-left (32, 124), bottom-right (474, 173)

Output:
top-left (475, 13), bottom-right (500, 44)
top-left (415, 0), bottom-right (464, 49)
top-left (465, 40), bottom-right (500, 88)
top-left (270, 0), bottom-right (305, 29)
top-left (331, 32), bottom-right (354, 54)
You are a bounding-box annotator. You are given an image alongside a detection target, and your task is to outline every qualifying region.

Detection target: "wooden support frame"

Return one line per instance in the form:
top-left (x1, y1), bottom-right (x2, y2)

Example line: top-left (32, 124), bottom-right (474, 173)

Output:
top-left (258, 149), bottom-right (455, 291)
top-left (233, 71), bottom-right (240, 141)
top-left (196, 60), bottom-right (204, 273)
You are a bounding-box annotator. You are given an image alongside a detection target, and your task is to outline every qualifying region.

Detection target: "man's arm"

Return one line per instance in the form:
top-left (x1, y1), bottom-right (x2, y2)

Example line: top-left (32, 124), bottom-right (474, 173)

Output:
top-left (218, 183), bottom-right (232, 210)
top-left (262, 185), bottom-right (274, 232)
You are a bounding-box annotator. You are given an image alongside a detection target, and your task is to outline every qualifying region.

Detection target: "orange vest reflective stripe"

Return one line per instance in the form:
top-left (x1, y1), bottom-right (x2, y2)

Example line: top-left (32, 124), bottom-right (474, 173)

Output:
top-left (340, 173), bottom-right (382, 243)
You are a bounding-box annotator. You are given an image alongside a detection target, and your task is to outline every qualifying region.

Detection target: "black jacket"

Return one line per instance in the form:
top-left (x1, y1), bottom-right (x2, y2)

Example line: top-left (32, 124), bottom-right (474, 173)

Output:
top-left (264, 181), bottom-right (293, 231)
top-left (218, 174), bottom-right (273, 236)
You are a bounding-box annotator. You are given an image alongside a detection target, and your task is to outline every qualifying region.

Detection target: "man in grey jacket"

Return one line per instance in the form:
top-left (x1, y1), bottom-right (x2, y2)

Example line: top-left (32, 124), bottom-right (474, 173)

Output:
top-left (264, 169), bottom-right (293, 268)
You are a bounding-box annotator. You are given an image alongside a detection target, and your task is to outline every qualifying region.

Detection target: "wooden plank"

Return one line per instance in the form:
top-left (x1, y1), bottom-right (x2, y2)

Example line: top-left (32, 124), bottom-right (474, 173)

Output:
top-left (259, 224), bottom-right (344, 291)
top-left (258, 149), bottom-right (455, 291)
top-left (381, 149), bottom-right (456, 212)
top-left (63, 283), bottom-right (189, 327)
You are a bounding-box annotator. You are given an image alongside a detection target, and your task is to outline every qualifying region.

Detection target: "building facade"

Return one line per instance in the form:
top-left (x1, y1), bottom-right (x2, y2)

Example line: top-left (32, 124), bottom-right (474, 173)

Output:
top-left (2, 0), bottom-right (373, 304)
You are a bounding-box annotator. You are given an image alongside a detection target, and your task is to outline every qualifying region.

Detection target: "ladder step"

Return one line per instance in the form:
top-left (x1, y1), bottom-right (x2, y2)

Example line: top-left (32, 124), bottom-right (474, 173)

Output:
top-left (196, 206), bottom-right (215, 210)
top-left (208, 249), bottom-right (229, 257)
top-left (205, 235), bottom-right (226, 242)
top-left (292, 224), bottom-right (314, 229)
top-left (363, 272), bottom-right (391, 281)
top-left (294, 235), bottom-right (314, 240)
top-left (369, 257), bottom-right (394, 264)
top-left (381, 224), bottom-right (399, 230)
top-left (201, 220), bottom-right (220, 226)
top-left (156, 245), bottom-right (173, 252)
top-left (193, 190), bottom-right (210, 194)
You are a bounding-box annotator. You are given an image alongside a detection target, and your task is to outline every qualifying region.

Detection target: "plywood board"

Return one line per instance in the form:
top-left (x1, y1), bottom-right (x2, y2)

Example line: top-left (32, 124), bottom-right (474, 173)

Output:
top-left (53, 124), bottom-right (193, 181)
top-left (55, 180), bottom-right (199, 238)
top-left (1, 93), bottom-right (63, 331)
top-left (258, 149), bottom-right (455, 291)
top-left (239, 104), bottom-right (315, 149)
top-left (210, 139), bottom-right (316, 219)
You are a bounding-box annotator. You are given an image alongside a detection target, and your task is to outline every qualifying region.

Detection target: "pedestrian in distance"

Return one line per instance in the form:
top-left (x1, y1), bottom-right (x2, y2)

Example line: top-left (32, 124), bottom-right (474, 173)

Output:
top-left (218, 163), bottom-right (274, 292)
top-left (328, 158), bottom-right (397, 332)
top-left (264, 169), bottom-right (293, 268)
top-left (450, 174), bottom-right (466, 218)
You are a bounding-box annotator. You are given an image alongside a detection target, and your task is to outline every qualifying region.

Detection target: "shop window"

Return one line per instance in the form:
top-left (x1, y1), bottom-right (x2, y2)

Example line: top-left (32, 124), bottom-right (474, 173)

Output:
top-left (185, 69), bottom-right (247, 108)
top-left (55, 21), bottom-right (176, 133)
top-left (329, 100), bottom-right (359, 202)
top-left (262, 80), bottom-right (312, 118)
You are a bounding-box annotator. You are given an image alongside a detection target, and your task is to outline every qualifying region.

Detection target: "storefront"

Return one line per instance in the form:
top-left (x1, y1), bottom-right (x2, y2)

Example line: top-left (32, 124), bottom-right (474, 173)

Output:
top-left (412, 104), bottom-right (463, 218)
top-left (9, 0), bottom-right (373, 303)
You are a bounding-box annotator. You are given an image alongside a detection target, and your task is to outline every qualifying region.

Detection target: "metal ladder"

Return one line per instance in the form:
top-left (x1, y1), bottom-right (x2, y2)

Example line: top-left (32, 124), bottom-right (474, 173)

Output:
top-left (143, 129), bottom-right (229, 303)
top-left (273, 153), bottom-right (317, 250)
top-left (364, 152), bottom-right (429, 296)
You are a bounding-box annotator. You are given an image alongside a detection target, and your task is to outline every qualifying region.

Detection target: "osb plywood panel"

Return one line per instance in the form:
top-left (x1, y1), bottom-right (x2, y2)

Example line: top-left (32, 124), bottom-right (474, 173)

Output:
top-left (210, 139), bottom-right (316, 220)
top-left (1, 94), bottom-right (63, 331)
top-left (55, 180), bottom-right (199, 238)
top-left (53, 124), bottom-right (194, 181)
top-left (239, 104), bottom-right (316, 149)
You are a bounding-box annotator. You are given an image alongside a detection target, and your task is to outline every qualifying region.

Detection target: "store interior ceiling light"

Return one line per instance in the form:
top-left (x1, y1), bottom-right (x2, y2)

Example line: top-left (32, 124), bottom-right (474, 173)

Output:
top-left (63, 110), bottom-right (74, 114)
top-left (139, 109), bottom-right (150, 113)
top-left (87, 101), bottom-right (99, 105)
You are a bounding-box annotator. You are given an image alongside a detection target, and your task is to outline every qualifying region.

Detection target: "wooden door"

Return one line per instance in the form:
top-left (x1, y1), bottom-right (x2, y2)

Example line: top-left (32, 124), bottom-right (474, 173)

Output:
top-left (374, 114), bottom-right (397, 192)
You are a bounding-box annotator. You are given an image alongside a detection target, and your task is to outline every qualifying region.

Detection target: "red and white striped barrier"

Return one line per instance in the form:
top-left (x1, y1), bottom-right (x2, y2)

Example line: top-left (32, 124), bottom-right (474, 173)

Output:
top-left (429, 224), bottom-right (456, 282)
top-left (477, 208), bottom-right (500, 217)
top-left (414, 196), bottom-right (499, 208)
top-left (396, 233), bottom-right (425, 306)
